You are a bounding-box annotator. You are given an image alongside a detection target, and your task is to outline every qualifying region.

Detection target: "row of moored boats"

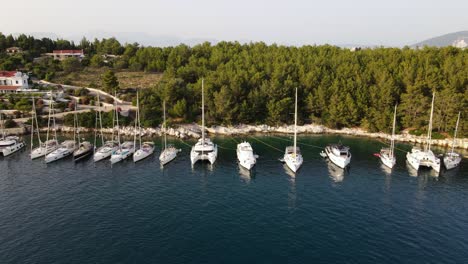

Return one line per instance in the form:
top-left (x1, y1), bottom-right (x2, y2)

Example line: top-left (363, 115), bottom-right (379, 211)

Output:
top-left (0, 87), bottom-right (463, 174)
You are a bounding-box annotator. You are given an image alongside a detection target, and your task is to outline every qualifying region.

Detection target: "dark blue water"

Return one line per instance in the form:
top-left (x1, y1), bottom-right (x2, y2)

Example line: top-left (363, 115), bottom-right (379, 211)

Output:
top-left (1, 135), bottom-right (467, 264)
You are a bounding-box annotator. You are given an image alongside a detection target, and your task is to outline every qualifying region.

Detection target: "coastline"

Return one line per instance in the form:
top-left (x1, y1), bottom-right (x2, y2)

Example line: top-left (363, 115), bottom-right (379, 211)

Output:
top-left (8, 123), bottom-right (467, 150)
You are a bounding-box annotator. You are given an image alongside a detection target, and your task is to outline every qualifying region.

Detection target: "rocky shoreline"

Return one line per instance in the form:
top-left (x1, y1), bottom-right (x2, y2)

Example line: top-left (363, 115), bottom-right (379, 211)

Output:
top-left (19, 123), bottom-right (466, 150)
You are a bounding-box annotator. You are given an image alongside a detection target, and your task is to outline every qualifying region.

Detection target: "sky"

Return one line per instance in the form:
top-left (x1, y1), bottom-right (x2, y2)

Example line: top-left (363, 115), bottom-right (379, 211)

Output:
top-left (1, 0), bottom-right (467, 46)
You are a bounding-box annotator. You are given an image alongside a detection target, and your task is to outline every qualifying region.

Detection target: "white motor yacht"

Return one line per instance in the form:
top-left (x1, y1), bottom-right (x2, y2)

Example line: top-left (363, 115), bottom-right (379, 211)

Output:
top-left (45, 140), bottom-right (76, 163)
top-left (0, 136), bottom-right (25, 157)
top-left (324, 144), bottom-right (351, 169)
top-left (237, 141), bottom-right (257, 170)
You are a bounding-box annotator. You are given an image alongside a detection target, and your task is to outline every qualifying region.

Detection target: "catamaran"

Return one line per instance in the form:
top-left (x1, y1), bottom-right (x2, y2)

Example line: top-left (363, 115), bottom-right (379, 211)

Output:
top-left (282, 87), bottom-right (303, 173)
top-left (133, 91), bottom-right (155, 162)
top-left (31, 95), bottom-right (59, 159)
top-left (324, 144), bottom-right (351, 169)
top-left (443, 112), bottom-right (462, 170)
top-left (93, 95), bottom-right (118, 162)
top-left (159, 100), bottom-right (180, 165)
top-left (237, 141), bottom-right (257, 170)
top-left (110, 94), bottom-right (135, 164)
top-left (376, 105), bottom-right (397, 168)
top-left (406, 92), bottom-right (441, 173)
top-left (0, 113), bottom-right (25, 157)
top-left (190, 79), bottom-right (218, 165)
top-left (73, 103), bottom-right (94, 161)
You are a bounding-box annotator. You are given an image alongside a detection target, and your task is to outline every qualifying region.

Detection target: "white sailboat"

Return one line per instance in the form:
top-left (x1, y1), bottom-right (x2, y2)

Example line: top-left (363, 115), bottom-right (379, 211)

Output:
top-left (133, 91), bottom-right (155, 162)
top-left (190, 79), bottom-right (218, 165)
top-left (406, 92), bottom-right (441, 173)
top-left (0, 113), bottom-right (25, 157)
top-left (93, 95), bottom-right (118, 162)
top-left (31, 95), bottom-right (59, 159)
top-left (377, 104), bottom-right (397, 168)
top-left (237, 141), bottom-right (257, 170)
top-left (283, 87), bottom-right (303, 173)
top-left (110, 94), bottom-right (135, 164)
top-left (443, 112), bottom-right (462, 170)
top-left (73, 103), bottom-right (94, 161)
top-left (159, 100), bottom-right (180, 165)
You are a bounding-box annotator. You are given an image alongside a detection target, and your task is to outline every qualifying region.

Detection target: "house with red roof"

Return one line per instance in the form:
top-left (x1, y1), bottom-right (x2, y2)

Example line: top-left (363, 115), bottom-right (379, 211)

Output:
top-left (45, 49), bottom-right (85, 61)
top-left (0, 71), bottom-right (30, 93)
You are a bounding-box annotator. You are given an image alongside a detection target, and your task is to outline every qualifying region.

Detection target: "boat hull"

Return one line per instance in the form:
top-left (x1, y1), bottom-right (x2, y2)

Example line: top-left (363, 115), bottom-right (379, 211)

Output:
top-left (325, 146), bottom-right (351, 169)
top-left (133, 148), bottom-right (154, 162)
top-left (283, 153), bottom-right (303, 173)
top-left (160, 148), bottom-right (179, 165)
top-left (443, 153), bottom-right (461, 170)
top-left (0, 142), bottom-right (25, 157)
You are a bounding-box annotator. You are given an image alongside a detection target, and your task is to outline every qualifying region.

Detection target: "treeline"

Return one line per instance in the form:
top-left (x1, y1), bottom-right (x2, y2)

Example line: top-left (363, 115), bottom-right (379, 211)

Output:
top-left (1, 33), bottom-right (466, 136)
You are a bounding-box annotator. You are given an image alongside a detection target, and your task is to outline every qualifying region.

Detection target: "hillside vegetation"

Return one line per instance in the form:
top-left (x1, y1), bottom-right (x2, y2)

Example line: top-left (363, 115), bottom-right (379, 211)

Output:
top-left (0, 33), bottom-right (466, 136)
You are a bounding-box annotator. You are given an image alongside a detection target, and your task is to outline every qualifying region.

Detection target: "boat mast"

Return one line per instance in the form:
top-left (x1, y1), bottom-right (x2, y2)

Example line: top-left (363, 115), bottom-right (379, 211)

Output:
top-left (163, 100), bottom-right (167, 150)
top-left (390, 104), bottom-right (397, 157)
top-left (202, 78), bottom-right (205, 144)
top-left (294, 87), bottom-right (298, 157)
top-left (133, 90), bottom-right (140, 152)
top-left (451, 112), bottom-right (460, 154)
top-left (426, 92), bottom-right (435, 152)
top-left (74, 101), bottom-right (79, 148)
top-left (31, 96), bottom-right (35, 153)
top-left (115, 91), bottom-right (121, 150)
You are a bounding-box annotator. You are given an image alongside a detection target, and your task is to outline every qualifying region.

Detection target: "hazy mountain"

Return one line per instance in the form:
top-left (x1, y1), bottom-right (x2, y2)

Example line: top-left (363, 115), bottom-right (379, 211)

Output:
top-left (413, 30), bottom-right (468, 47)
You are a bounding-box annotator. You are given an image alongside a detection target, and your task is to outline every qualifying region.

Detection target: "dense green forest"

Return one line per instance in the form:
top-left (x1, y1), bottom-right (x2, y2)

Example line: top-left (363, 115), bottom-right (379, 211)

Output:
top-left (1, 33), bottom-right (466, 136)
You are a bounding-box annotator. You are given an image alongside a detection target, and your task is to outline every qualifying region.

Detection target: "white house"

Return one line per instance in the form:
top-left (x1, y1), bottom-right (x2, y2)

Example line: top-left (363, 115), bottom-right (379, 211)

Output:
top-left (452, 39), bottom-right (467, 49)
top-left (0, 71), bottom-right (30, 93)
top-left (45, 50), bottom-right (85, 61)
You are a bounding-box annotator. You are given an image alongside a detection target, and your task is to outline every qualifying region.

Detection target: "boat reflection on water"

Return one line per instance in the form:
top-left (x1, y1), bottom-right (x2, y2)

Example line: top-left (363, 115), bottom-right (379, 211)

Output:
top-left (380, 163), bottom-right (393, 176)
top-left (238, 164), bottom-right (254, 183)
top-left (406, 161), bottom-right (418, 177)
top-left (326, 160), bottom-right (347, 183)
top-left (283, 164), bottom-right (297, 178)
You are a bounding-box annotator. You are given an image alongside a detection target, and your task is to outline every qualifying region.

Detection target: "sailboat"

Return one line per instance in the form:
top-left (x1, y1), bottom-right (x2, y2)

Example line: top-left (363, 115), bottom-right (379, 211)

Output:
top-left (31, 94), bottom-right (59, 159)
top-left (110, 93), bottom-right (135, 164)
top-left (73, 102), bottom-right (94, 161)
top-left (159, 100), bottom-right (181, 165)
top-left (377, 104), bottom-right (397, 168)
top-left (190, 79), bottom-right (218, 165)
top-left (443, 112), bottom-right (462, 170)
top-left (282, 87), bottom-right (303, 173)
top-left (0, 112), bottom-right (25, 157)
top-left (406, 92), bottom-right (441, 173)
top-left (133, 91), bottom-right (155, 162)
top-left (93, 95), bottom-right (119, 162)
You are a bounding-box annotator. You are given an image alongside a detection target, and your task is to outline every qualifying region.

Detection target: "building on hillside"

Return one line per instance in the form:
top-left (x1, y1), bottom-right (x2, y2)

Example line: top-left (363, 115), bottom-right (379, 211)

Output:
top-left (44, 50), bottom-right (85, 61)
top-left (6, 47), bottom-right (23, 54)
top-left (0, 71), bottom-right (30, 93)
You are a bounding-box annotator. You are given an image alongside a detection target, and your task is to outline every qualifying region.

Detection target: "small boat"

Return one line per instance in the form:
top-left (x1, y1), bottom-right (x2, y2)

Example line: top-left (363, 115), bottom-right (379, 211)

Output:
top-left (31, 95), bottom-right (59, 159)
top-left (443, 112), bottom-right (462, 170)
top-left (378, 104), bottom-right (397, 168)
top-left (74, 141), bottom-right (93, 161)
top-left (237, 141), bottom-right (256, 170)
top-left (110, 141), bottom-right (135, 164)
top-left (283, 88), bottom-right (303, 173)
top-left (190, 79), bottom-right (218, 165)
top-left (94, 141), bottom-right (119, 162)
top-left (134, 142), bottom-right (155, 162)
top-left (159, 101), bottom-right (180, 165)
top-left (0, 114), bottom-right (25, 157)
top-left (0, 136), bottom-right (25, 157)
top-left (72, 103), bottom-right (93, 161)
top-left (406, 92), bottom-right (441, 173)
top-left (133, 91), bottom-right (155, 162)
top-left (324, 144), bottom-right (351, 169)
top-left (45, 140), bottom-right (76, 163)
top-left (319, 151), bottom-right (327, 158)
top-left (93, 95), bottom-right (118, 162)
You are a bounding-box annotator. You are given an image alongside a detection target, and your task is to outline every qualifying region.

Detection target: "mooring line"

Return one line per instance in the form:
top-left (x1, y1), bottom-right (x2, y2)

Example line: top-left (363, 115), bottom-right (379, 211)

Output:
top-left (249, 136), bottom-right (283, 153)
top-left (269, 135), bottom-right (324, 149)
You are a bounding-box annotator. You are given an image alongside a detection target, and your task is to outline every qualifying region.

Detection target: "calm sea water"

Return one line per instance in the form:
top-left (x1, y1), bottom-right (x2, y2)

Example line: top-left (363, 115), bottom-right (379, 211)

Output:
top-left (1, 134), bottom-right (467, 264)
